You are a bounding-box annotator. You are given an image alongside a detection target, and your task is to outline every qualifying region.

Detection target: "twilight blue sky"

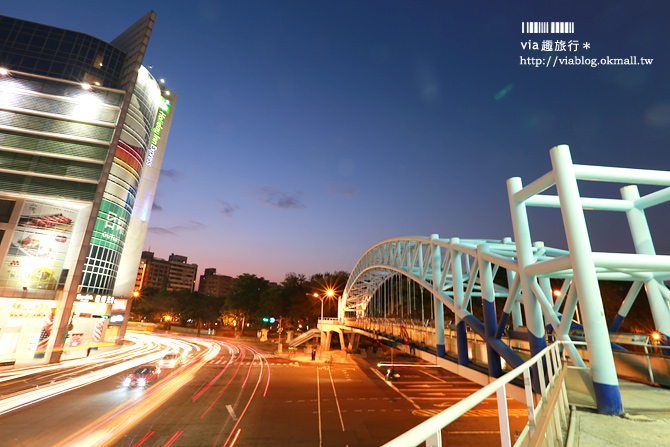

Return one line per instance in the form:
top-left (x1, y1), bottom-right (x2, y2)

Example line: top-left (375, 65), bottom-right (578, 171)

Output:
top-left (5, 1), bottom-right (670, 283)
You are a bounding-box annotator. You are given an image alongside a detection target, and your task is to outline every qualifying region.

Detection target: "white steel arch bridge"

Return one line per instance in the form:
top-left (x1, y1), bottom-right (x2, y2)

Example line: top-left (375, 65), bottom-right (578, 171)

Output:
top-left (340, 145), bottom-right (670, 418)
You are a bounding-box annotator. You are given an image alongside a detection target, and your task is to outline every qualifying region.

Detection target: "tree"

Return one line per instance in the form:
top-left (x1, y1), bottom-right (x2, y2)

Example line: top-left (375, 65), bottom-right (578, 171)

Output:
top-left (223, 273), bottom-right (270, 336)
top-left (179, 291), bottom-right (224, 337)
top-left (130, 287), bottom-right (179, 324)
top-left (305, 271), bottom-right (349, 324)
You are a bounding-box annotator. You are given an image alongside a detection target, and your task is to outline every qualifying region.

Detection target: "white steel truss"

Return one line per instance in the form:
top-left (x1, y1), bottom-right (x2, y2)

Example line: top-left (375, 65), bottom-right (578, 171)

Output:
top-left (343, 145), bottom-right (670, 415)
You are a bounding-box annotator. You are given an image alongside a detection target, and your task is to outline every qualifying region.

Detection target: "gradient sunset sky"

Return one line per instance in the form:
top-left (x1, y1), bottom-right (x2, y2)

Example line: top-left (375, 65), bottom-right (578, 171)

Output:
top-left (4, 1), bottom-right (670, 283)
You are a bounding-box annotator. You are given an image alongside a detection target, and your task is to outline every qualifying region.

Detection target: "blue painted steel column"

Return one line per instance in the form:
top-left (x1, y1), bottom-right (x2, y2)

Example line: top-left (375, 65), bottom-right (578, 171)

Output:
top-left (478, 245), bottom-right (502, 377)
top-left (621, 185), bottom-right (670, 348)
top-left (609, 282), bottom-right (643, 332)
top-left (503, 237), bottom-right (523, 330)
top-left (506, 179), bottom-right (547, 361)
top-left (431, 234), bottom-right (446, 357)
top-left (451, 237), bottom-right (469, 366)
top-left (551, 145), bottom-right (623, 415)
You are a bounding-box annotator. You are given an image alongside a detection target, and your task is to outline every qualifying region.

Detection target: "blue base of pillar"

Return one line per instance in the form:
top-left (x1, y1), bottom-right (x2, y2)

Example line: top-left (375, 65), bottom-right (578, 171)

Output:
top-left (436, 344), bottom-right (445, 357)
top-left (609, 314), bottom-right (625, 333)
top-left (593, 381), bottom-right (624, 415)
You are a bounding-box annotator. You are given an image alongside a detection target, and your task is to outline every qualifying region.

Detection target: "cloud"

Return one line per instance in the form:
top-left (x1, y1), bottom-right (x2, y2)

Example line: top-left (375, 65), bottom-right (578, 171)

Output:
top-left (147, 221), bottom-right (205, 236)
top-left (147, 227), bottom-right (176, 235)
top-left (152, 202), bottom-right (163, 212)
top-left (160, 169), bottom-right (180, 182)
top-left (258, 186), bottom-right (306, 209)
top-left (217, 200), bottom-right (239, 217)
top-left (171, 220), bottom-right (206, 232)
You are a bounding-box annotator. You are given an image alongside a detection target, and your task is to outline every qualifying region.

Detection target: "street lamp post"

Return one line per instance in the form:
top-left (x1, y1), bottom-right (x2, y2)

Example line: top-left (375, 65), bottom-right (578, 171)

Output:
top-left (310, 293), bottom-right (324, 359)
top-left (309, 290), bottom-right (334, 359)
top-left (314, 292), bottom-right (324, 324)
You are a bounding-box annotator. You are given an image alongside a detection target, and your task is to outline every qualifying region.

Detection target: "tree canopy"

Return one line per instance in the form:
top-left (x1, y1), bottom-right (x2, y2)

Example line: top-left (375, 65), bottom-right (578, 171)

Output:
top-left (129, 270), bottom-right (350, 336)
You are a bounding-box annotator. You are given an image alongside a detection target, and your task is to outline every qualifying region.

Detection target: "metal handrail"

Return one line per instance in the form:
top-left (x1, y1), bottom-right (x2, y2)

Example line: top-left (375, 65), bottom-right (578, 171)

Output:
top-left (382, 341), bottom-right (571, 447)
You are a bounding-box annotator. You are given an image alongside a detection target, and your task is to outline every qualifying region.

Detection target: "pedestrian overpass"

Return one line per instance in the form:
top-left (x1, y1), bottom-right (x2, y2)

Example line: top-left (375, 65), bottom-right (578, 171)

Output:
top-left (319, 146), bottom-right (670, 446)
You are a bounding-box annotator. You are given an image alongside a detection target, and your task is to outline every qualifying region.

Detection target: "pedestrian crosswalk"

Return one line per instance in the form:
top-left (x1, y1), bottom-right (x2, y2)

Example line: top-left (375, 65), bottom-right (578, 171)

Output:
top-left (208, 358), bottom-right (300, 366)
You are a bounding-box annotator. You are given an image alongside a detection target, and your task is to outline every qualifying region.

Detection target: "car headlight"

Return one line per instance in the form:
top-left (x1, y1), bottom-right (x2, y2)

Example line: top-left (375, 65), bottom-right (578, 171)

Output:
top-left (123, 378), bottom-right (131, 387)
top-left (138, 378), bottom-right (146, 386)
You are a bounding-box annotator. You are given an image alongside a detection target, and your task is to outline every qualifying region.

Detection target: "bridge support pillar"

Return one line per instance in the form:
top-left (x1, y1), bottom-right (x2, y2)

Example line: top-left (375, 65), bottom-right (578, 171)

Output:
top-left (451, 238), bottom-right (469, 366)
top-left (338, 331), bottom-right (346, 351)
top-left (347, 333), bottom-right (360, 350)
top-left (551, 145), bottom-right (623, 415)
top-left (431, 234), bottom-right (446, 358)
top-left (323, 331), bottom-right (333, 351)
top-left (507, 177), bottom-right (547, 392)
top-left (622, 185), bottom-right (670, 349)
top-left (478, 245), bottom-right (502, 377)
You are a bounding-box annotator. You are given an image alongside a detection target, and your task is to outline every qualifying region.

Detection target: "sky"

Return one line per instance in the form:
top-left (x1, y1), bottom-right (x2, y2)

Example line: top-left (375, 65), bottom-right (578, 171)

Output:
top-left (4, 1), bottom-right (670, 284)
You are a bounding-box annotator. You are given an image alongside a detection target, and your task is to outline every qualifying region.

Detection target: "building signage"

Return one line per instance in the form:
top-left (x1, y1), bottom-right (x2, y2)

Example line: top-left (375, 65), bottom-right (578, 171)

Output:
top-left (76, 293), bottom-right (117, 305)
top-left (146, 96), bottom-right (171, 167)
top-left (112, 299), bottom-right (128, 311)
top-left (0, 201), bottom-right (77, 294)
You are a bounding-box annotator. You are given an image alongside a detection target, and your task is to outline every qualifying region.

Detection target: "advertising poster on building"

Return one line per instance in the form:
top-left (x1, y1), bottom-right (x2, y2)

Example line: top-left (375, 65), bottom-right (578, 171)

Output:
top-left (0, 201), bottom-right (76, 292)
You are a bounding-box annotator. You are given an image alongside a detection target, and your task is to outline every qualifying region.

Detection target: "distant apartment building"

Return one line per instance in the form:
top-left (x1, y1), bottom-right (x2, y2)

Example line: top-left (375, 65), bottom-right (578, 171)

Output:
top-left (136, 251), bottom-right (197, 292)
top-left (198, 268), bottom-right (233, 297)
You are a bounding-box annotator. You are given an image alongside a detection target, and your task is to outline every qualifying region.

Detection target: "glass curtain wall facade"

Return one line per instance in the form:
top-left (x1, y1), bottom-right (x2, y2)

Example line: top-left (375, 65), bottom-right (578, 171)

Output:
top-left (0, 71), bottom-right (124, 298)
top-left (0, 15), bottom-right (125, 88)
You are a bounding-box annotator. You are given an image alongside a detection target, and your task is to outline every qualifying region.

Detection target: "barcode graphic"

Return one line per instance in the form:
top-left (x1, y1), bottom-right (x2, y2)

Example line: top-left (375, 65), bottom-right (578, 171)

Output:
top-left (522, 22), bottom-right (574, 33)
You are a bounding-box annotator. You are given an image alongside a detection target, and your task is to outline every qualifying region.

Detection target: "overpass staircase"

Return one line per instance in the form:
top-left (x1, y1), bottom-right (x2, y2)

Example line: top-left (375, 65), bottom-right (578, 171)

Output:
top-left (288, 328), bottom-right (321, 348)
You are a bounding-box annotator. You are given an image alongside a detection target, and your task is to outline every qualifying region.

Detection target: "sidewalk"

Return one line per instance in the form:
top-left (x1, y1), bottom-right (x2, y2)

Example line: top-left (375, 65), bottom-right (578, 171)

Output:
top-left (572, 381), bottom-right (670, 446)
top-left (272, 343), bottom-right (360, 365)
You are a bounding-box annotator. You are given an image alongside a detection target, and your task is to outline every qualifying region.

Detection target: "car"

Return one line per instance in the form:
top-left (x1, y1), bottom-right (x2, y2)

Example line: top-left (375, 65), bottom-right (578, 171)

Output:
top-left (122, 365), bottom-right (160, 388)
top-left (159, 352), bottom-right (182, 368)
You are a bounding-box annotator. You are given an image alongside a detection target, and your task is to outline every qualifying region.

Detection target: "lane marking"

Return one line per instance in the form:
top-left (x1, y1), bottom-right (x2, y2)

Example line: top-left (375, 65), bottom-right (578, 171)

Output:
top-left (328, 367), bottom-right (345, 432)
top-left (371, 368), bottom-right (420, 410)
top-left (226, 404), bottom-right (238, 421)
top-left (221, 350), bottom-right (267, 447)
top-left (317, 367), bottom-right (322, 447)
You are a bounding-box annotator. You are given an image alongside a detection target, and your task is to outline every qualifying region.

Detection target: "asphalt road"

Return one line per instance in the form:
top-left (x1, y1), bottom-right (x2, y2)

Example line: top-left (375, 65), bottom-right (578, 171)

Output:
top-left (0, 337), bottom-right (528, 447)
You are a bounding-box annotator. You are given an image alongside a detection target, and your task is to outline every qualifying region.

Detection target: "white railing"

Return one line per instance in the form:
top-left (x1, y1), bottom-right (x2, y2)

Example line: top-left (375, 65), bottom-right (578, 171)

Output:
top-left (382, 341), bottom-right (572, 447)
